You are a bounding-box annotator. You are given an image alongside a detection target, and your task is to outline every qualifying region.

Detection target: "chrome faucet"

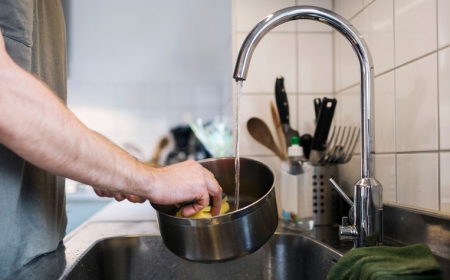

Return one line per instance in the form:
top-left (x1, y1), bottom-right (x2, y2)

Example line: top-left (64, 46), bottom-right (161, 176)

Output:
top-left (233, 6), bottom-right (383, 248)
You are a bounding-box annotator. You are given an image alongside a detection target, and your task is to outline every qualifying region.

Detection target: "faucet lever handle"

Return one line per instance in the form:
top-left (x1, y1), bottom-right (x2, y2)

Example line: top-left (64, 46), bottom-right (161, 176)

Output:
top-left (329, 178), bottom-right (353, 207)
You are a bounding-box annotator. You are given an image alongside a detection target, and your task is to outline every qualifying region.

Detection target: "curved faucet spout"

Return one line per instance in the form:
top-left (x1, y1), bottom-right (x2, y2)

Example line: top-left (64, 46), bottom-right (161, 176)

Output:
top-left (233, 5), bottom-right (373, 179)
top-left (234, 6), bottom-right (382, 247)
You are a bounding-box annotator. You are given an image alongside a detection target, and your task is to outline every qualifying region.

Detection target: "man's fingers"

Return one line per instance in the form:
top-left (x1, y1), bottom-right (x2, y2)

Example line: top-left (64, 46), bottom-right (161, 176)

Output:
top-left (102, 191), bottom-right (114, 198)
top-left (181, 193), bottom-right (208, 217)
top-left (127, 195), bottom-right (146, 203)
top-left (113, 193), bottom-right (126, 201)
top-left (93, 189), bottom-right (119, 199)
top-left (204, 170), bottom-right (222, 216)
top-left (181, 203), bottom-right (203, 217)
top-left (94, 189), bottom-right (104, 197)
top-left (94, 188), bottom-right (146, 203)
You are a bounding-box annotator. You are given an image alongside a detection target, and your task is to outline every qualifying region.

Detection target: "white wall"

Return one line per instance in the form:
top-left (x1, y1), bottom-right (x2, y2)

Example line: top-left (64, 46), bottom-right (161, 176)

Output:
top-left (232, 0), bottom-right (450, 215)
top-left (66, 0), bottom-right (232, 160)
top-left (334, 0), bottom-right (450, 214)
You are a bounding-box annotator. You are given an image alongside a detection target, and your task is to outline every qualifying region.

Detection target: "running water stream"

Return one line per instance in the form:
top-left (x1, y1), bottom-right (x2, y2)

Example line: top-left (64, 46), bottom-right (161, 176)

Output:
top-left (234, 80), bottom-right (243, 210)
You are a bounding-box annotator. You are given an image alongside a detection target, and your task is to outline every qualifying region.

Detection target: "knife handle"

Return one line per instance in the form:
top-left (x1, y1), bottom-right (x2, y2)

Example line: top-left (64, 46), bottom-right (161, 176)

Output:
top-left (275, 77), bottom-right (290, 125)
top-left (300, 134), bottom-right (313, 159)
top-left (314, 98), bottom-right (322, 121)
top-left (311, 98), bottom-right (337, 151)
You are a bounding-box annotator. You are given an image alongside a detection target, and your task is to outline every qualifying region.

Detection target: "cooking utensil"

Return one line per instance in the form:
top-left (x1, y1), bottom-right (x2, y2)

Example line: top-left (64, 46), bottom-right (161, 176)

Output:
top-left (323, 126), bottom-right (345, 163)
top-left (247, 117), bottom-right (286, 160)
top-left (341, 127), bottom-right (359, 163)
top-left (313, 98), bottom-right (322, 120)
top-left (151, 157), bottom-right (278, 262)
top-left (270, 100), bottom-right (288, 158)
top-left (309, 98), bottom-right (337, 164)
top-left (148, 137), bottom-right (169, 165)
top-left (316, 126), bottom-right (359, 164)
top-left (300, 133), bottom-right (313, 159)
top-left (275, 76), bottom-right (299, 148)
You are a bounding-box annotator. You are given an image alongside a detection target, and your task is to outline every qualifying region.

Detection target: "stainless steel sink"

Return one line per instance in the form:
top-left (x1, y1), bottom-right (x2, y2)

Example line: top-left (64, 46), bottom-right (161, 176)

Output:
top-left (64, 233), bottom-right (342, 280)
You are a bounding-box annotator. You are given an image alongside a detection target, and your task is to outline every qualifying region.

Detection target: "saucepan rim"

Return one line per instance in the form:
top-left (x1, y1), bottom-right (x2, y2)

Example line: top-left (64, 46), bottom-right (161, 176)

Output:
top-left (151, 157), bottom-right (276, 227)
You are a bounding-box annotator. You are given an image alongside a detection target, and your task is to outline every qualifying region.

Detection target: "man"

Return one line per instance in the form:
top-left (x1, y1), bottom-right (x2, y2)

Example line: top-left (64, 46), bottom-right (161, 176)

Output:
top-left (0, 1), bottom-right (222, 278)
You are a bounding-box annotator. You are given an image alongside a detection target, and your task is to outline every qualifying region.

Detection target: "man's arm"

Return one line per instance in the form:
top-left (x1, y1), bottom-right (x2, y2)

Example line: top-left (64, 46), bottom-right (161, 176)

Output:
top-left (0, 32), bottom-right (222, 217)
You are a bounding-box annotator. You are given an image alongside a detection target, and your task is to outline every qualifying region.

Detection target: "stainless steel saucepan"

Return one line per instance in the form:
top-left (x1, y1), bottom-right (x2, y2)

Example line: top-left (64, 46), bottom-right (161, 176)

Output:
top-left (151, 157), bottom-right (278, 263)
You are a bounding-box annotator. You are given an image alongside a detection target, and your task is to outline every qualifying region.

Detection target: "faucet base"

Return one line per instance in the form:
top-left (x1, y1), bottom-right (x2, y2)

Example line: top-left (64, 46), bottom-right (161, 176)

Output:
top-left (354, 177), bottom-right (383, 247)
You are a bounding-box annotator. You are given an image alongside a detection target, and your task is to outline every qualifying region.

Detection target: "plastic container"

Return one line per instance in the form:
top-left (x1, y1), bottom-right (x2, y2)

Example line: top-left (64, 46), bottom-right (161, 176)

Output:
top-left (280, 136), bottom-right (314, 231)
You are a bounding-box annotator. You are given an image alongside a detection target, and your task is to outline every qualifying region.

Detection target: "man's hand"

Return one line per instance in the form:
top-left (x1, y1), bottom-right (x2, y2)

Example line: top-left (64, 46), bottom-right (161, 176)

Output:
top-left (92, 159), bottom-right (223, 217)
top-left (145, 160), bottom-right (223, 217)
top-left (93, 189), bottom-right (147, 203)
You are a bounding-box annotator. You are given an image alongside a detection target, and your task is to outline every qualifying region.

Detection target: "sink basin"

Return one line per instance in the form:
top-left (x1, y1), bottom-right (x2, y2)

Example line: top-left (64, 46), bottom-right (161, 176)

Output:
top-left (64, 233), bottom-right (342, 280)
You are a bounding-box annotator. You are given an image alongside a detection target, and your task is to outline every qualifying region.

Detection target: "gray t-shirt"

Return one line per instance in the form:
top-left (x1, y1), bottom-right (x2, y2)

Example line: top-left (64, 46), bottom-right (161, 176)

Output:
top-left (0, 0), bottom-right (67, 277)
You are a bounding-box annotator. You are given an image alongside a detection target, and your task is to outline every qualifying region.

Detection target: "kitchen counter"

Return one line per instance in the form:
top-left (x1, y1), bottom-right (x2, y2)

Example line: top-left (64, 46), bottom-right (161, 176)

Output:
top-left (65, 187), bottom-right (113, 233)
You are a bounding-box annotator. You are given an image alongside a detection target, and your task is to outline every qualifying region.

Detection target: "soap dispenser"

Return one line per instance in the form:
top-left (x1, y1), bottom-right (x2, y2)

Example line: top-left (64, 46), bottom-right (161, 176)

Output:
top-left (280, 136), bottom-right (314, 231)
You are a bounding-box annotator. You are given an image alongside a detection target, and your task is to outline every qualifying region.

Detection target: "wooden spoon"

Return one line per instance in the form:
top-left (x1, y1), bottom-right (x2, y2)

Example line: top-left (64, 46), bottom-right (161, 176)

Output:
top-left (270, 100), bottom-right (288, 158)
top-left (148, 137), bottom-right (169, 165)
top-left (247, 117), bottom-right (286, 160)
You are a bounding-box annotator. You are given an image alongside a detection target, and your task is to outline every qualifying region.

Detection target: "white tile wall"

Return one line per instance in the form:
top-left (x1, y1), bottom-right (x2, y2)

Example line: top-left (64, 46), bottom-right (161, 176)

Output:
top-left (297, 34), bottom-right (333, 93)
top-left (362, 0), bottom-right (394, 75)
top-left (397, 153), bottom-right (439, 210)
top-left (334, 13), bottom-right (363, 91)
top-left (395, 54), bottom-right (438, 152)
top-left (233, 0), bottom-right (450, 215)
top-left (236, 0), bottom-right (296, 33)
top-left (394, 0), bottom-right (437, 66)
top-left (335, 85), bottom-right (361, 155)
top-left (438, 0), bottom-right (450, 48)
top-left (441, 153), bottom-right (450, 212)
top-left (236, 33), bottom-right (297, 94)
top-left (374, 154), bottom-right (396, 202)
top-left (336, 85), bottom-right (360, 127)
top-left (374, 72), bottom-right (395, 153)
top-left (363, 0), bottom-right (375, 7)
top-left (334, 0), bottom-right (363, 20)
top-left (439, 47), bottom-right (450, 149)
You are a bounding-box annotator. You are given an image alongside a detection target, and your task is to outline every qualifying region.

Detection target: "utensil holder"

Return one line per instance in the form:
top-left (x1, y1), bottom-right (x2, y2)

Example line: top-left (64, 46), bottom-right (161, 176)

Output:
top-left (309, 164), bottom-right (339, 226)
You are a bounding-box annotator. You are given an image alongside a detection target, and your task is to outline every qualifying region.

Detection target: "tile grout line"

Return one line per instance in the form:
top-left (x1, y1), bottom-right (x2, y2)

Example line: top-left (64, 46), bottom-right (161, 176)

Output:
top-left (334, 48), bottom-right (448, 95)
top-left (375, 150), bottom-right (448, 155)
top-left (436, 0), bottom-right (441, 211)
top-left (393, 0), bottom-right (398, 204)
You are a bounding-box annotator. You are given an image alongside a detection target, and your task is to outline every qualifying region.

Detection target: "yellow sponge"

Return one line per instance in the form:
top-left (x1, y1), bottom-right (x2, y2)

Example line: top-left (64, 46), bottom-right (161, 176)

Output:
top-left (176, 195), bottom-right (230, 218)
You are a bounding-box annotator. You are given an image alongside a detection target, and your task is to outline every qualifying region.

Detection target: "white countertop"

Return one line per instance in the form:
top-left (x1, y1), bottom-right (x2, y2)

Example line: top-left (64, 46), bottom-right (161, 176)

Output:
top-left (88, 199), bottom-right (158, 222)
top-left (64, 199), bottom-right (159, 244)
